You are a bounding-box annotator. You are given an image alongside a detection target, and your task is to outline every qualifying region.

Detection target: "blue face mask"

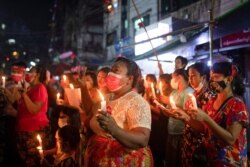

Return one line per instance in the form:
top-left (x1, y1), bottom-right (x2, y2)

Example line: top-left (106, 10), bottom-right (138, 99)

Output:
top-left (209, 80), bottom-right (227, 93)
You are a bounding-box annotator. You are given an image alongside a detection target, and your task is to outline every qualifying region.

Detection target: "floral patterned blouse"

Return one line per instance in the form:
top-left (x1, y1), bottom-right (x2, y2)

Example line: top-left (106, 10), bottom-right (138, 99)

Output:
top-left (203, 96), bottom-right (249, 167)
top-left (182, 86), bottom-right (215, 167)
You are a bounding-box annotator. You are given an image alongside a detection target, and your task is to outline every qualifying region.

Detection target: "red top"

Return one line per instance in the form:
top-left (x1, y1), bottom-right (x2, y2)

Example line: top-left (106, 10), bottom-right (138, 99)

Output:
top-left (17, 83), bottom-right (49, 132)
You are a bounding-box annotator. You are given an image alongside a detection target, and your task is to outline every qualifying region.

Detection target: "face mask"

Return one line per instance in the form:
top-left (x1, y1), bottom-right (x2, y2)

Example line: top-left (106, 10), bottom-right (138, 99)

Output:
top-left (11, 73), bottom-right (23, 83)
top-left (194, 81), bottom-right (204, 91)
top-left (58, 118), bottom-right (68, 128)
top-left (106, 72), bottom-right (124, 92)
top-left (25, 73), bottom-right (33, 83)
top-left (209, 80), bottom-right (227, 93)
top-left (170, 78), bottom-right (178, 90)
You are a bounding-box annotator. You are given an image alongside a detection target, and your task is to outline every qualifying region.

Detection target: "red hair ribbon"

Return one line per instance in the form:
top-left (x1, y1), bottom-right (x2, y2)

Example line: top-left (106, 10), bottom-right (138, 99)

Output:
top-left (231, 65), bottom-right (237, 77)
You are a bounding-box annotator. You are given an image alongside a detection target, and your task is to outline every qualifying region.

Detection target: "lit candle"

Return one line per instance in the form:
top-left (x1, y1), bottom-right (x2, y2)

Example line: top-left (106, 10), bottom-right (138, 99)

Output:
top-left (97, 89), bottom-right (106, 112)
top-left (36, 134), bottom-right (44, 159)
top-left (153, 99), bottom-right (167, 110)
top-left (63, 75), bottom-right (67, 82)
top-left (151, 83), bottom-right (156, 99)
top-left (159, 81), bottom-right (163, 95)
top-left (56, 93), bottom-right (60, 100)
top-left (2, 76), bottom-right (6, 88)
top-left (188, 93), bottom-right (198, 110)
top-left (69, 83), bottom-right (74, 89)
top-left (169, 95), bottom-right (177, 109)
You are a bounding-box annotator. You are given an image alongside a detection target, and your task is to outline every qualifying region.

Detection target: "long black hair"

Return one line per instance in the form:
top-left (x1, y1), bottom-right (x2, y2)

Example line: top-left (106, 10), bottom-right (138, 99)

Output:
top-left (212, 61), bottom-right (245, 96)
top-left (32, 64), bottom-right (47, 83)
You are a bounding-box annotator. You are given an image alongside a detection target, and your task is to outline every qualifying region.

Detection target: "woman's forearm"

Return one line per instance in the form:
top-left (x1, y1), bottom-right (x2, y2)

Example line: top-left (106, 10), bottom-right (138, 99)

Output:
top-left (22, 93), bottom-right (41, 114)
top-left (111, 127), bottom-right (150, 149)
top-left (204, 116), bottom-right (241, 145)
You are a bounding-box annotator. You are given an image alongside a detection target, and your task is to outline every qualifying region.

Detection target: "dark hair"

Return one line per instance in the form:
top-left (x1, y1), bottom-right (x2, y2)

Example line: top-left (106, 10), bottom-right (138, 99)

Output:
top-left (212, 62), bottom-right (245, 96)
top-left (173, 69), bottom-right (189, 81)
top-left (136, 78), bottom-right (145, 95)
top-left (12, 61), bottom-right (27, 68)
top-left (31, 64), bottom-right (47, 83)
top-left (98, 67), bottom-right (111, 75)
top-left (55, 105), bottom-right (81, 129)
top-left (58, 125), bottom-right (80, 153)
top-left (146, 74), bottom-right (157, 84)
top-left (175, 56), bottom-right (188, 67)
top-left (114, 57), bottom-right (141, 88)
top-left (85, 71), bottom-right (98, 88)
top-left (159, 73), bottom-right (172, 83)
top-left (188, 62), bottom-right (210, 81)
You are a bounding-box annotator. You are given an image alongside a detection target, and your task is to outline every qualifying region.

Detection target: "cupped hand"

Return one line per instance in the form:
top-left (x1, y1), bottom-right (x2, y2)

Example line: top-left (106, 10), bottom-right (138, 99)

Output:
top-left (188, 108), bottom-right (208, 122)
top-left (96, 111), bottom-right (118, 135)
top-left (172, 108), bottom-right (190, 122)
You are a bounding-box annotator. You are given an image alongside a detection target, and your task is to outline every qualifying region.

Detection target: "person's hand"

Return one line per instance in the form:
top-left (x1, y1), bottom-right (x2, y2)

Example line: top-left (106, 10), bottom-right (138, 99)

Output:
top-left (96, 111), bottom-right (119, 135)
top-left (172, 108), bottom-right (190, 122)
top-left (188, 108), bottom-right (208, 122)
top-left (158, 95), bottom-right (169, 105)
top-left (4, 103), bottom-right (17, 116)
top-left (56, 98), bottom-right (65, 105)
top-left (158, 62), bottom-right (162, 70)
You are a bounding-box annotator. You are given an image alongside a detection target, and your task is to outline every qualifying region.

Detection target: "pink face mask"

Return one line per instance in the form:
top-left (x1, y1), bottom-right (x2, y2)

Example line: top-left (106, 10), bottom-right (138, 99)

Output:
top-left (106, 72), bottom-right (123, 92)
top-left (25, 73), bottom-right (33, 83)
top-left (11, 73), bottom-right (23, 83)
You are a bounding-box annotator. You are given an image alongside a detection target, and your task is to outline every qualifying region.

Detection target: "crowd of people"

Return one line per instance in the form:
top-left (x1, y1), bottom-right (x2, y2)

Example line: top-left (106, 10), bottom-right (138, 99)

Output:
top-left (0, 55), bottom-right (248, 167)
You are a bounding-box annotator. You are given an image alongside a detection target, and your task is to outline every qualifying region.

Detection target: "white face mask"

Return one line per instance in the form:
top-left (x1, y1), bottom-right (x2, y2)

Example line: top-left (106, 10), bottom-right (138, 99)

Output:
top-left (170, 78), bottom-right (178, 90)
top-left (58, 118), bottom-right (68, 128)
top-left (193, 81), bottom-right (204, 91)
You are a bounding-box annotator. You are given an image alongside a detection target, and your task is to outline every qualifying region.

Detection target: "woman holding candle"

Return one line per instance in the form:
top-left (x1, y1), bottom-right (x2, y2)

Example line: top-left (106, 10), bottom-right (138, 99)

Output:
top-left (164, 69), bottom-right (193, 167)
top-left (84, 57), bottom-right (153, 167)
top-left (180, 62), bottom-right (215, 167)
top-left (144, 74), bottom-right (164, 166)
top-left (190, 62), bottom-right (248, 166)
top-left (15, 65), bottom-right (49, 167)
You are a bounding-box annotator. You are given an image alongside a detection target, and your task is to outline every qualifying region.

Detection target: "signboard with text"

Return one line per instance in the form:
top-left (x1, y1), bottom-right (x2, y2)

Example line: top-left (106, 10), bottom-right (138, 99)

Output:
top-left (221, 29), bottom-right (250, 48)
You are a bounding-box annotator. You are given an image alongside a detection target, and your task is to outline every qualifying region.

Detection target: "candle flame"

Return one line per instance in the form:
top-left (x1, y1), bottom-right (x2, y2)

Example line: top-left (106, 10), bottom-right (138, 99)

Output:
top-left (151, 83), bottom-right (154, 88)
top-left (37, 146), bottom-right (42, 150)
top-left (63, 75), bottom-right (67, 81)
top-left (37, 134), bottom-right (42, 142)
top-left (2, 76), bottom-right (6, 80)
top-left (159, 81), bottom-right (163, 95)
top-left (170, 95), bottom-right (177, 109)
top-left (56, 93), bottom-right (60, 99)
top-left (97, 89), bottom-right (104, 101)
top-left (69, 83), bottom-right (74, 89)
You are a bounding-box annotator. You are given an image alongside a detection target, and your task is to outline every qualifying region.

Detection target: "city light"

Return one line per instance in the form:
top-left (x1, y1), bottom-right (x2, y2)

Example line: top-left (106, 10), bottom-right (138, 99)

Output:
top-left (30, 61), bottom-right (36, 66)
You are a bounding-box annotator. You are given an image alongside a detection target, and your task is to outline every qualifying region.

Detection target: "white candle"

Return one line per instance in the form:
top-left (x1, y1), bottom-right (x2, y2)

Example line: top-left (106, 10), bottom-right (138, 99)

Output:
top-left (36, 134), bottom-right (44, 159)
top-left (153, 99), bottom-right (167, 110)
top-left (69, 83), bottom-right (74, 89)
top-left (97, 90), bottom-right (106, 112)
top-left (151, 83), bottom-right (156, 99)
top-left (63, 75), bottom-right (67, 82)
top-left (2, 76), bottom-right (6, 88)
top-left (169, 95), bottom-right (177, 109)
top-left (189, 93), bottom-right (198, 110)
top-left (56, 93), bottom-right (60, 100)
top-left (159, 81), bottom-right (163, 95)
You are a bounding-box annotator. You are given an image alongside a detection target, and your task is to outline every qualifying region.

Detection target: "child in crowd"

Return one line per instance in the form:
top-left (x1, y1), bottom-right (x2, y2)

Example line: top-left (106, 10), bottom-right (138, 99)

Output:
top-left (42, 105), bottom-right (81, 166)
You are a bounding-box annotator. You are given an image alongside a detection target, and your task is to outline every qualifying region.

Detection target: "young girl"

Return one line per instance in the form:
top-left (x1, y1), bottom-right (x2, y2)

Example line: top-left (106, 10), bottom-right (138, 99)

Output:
top-left (43, 105), bottom-right (81, 166)
top-left (54, 125), bottom-right (80, 167)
